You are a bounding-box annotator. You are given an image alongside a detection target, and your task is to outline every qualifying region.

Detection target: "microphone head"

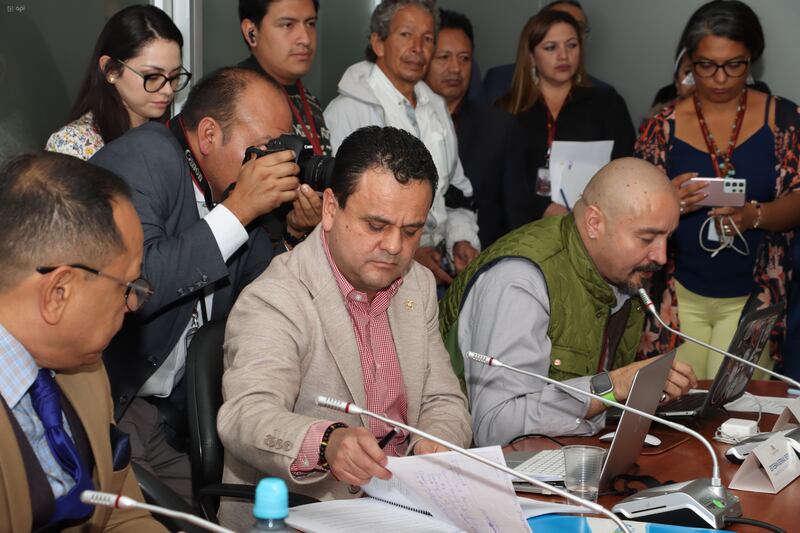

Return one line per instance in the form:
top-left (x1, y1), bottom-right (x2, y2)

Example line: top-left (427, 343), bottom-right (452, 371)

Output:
top-left (637, 288), bottom-right (654, 309)
top-left (81, 490), bottom-right (118, 508)
top-left (315, 396), bottom-right (360, 414)
top-left (466, 351), bottom-right (495, 366)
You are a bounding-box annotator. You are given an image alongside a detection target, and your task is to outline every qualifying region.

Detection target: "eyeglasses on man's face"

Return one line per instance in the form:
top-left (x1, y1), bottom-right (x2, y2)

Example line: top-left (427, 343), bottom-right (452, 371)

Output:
top-left (692, 59), bottom-right (749, 79)
top-left (115, 59), bottom-right (192, 93)
top-left (36, 264), bottom-right (154, 312)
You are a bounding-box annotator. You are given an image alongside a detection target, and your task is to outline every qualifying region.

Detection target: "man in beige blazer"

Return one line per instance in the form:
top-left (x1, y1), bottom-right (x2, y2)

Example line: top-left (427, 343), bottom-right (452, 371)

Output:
top-left (0, 152), bottom-right (165, 532)
top-left (218, 126), bottom-right (472, 530)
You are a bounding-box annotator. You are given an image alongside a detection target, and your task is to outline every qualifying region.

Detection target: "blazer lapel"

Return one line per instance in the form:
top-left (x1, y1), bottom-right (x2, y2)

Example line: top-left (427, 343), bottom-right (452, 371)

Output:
top-left (388, 277), bottom-right (426, 426)
top-left (302, 229), bottom-right (369, 427)
top-left (0, 402), bottom-right (33, 530)
top-left (56, 368), bottom-right (110, 492)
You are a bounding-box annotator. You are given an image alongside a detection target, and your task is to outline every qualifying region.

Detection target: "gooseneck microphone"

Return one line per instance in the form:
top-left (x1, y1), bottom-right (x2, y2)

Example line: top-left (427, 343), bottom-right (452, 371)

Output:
top-left (466, 351), bottom-right (722, 486)
top-left (80, 491), bottom-right (235, 533)
top-left (466, 350), bottom-right (741, 529)
top-left (637, 288), bottom-right (800, 390)
top-left (314, 395), bottom-right (629, 532)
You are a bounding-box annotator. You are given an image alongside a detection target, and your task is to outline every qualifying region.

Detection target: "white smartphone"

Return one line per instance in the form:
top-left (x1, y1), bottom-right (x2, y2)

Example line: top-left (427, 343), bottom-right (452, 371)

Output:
top-left (683, 177), bottom-right (746, 207)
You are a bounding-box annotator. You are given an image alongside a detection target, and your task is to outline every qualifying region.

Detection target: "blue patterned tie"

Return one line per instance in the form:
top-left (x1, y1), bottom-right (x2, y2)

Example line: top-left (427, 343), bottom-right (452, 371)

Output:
top-left (29, 368), bottom-right (94, 523)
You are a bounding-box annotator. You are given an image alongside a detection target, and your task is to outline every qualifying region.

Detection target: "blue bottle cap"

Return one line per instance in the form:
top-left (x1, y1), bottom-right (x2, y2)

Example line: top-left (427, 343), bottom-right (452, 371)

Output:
top-left (253, 477), bottom-right (289, 520)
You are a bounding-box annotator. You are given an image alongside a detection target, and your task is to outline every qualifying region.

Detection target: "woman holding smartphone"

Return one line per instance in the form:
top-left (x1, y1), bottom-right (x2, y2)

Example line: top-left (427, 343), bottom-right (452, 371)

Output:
top-left (635, 0), bottom-right (800, 378)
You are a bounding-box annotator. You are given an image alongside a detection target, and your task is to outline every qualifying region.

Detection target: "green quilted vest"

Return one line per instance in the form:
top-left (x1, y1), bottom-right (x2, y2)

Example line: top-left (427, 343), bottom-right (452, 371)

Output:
top-left (439, 215), bottom-right (644, 391)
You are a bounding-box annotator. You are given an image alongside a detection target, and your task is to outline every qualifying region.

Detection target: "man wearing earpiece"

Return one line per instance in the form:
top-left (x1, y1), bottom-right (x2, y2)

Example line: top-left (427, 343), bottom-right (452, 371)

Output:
top-left (238, 0), bottom-right (328, 247)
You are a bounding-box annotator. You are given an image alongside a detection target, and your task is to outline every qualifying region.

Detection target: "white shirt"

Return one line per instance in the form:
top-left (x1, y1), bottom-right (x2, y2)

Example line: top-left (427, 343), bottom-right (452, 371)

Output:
top-left (366, 66), bottom-right (478, 256)
top-left (138, 186), bottom-right (248, 397)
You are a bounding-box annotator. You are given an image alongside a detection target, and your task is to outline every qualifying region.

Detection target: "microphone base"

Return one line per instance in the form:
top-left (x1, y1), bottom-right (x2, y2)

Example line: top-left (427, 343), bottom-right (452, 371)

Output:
top-left (612, 478), bottom-right (741, 529)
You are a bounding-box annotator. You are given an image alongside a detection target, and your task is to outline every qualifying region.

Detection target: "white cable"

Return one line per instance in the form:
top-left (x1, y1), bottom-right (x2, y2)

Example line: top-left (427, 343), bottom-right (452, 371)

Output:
top-left (715, 393), bottom-right (765, 443)
top-left (699, 215), bottom-right (749, 257)
top-left (80, 491), bottom-right (235, 533)
top-left (743, 392), bottom-right (763, 426)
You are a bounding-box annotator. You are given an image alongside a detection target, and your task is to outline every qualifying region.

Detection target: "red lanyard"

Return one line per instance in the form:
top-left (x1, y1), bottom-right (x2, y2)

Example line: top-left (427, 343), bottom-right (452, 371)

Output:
top-left (693, 89), bottom-right (747, 178)
top-left (282, 80), bottom-right (323, 156)
top-left (543, 91), bottom-right (570, 168)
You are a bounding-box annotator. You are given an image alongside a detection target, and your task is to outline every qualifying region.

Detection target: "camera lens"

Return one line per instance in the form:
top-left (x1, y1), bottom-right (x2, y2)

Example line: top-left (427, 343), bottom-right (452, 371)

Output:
top-left (299, 155), bottom-right (335, 191)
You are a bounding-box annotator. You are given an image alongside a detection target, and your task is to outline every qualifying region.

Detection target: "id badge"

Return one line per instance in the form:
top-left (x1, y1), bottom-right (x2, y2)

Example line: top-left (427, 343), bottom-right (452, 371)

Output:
top-left (536, 167), bottom-right (551, 197)
top-left (185, 309), bottom-right (200, 350)
top-left (707, 220), bottom-right (720, 242)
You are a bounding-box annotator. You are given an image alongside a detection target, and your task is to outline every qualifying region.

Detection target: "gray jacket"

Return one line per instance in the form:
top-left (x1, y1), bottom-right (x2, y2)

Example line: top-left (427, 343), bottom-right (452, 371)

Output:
top-left (90, 122), bottom-right (274, 419)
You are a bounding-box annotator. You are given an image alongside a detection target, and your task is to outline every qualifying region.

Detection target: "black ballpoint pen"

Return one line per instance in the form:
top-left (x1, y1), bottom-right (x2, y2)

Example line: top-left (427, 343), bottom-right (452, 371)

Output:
top-left (377, 427), bottom-right (399, 449)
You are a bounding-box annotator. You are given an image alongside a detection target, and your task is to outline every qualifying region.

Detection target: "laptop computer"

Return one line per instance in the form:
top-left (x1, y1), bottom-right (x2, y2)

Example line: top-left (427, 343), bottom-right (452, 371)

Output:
top-left (655, 303), bottom-right (782, 419)
top-left (506, 350), bottom-right (676, 493)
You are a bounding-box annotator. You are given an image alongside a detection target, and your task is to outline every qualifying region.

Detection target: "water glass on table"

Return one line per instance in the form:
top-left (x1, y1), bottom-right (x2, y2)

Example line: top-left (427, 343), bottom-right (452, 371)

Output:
top-left (562, 445), bottom-right (606, 502)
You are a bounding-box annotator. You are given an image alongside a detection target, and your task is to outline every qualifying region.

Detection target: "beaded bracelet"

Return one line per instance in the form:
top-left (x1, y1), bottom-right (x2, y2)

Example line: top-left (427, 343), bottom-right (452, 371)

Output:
top-left (283, 227), bottom-right (309, 247)
top-left (750, 200), bottom-right (762, 229)
top-left (319, 422), bottom-right (347, 471)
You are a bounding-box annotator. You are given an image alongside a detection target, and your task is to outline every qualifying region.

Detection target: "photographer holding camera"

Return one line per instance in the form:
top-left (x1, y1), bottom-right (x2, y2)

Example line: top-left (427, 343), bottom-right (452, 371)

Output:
top-left (89, 66), bottom-right (296, 500)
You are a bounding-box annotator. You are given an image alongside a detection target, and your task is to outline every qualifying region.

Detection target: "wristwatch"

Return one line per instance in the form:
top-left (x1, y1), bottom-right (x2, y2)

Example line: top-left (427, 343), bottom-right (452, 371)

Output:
top-left (590, 371), bottom-right (616, 403)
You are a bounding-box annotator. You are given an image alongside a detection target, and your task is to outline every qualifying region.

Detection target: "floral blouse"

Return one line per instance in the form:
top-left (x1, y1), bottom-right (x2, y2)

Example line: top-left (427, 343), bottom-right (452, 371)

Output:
top-left (635, 96), bottom-right (800, 363)
top-left (45, 112), bottom-right (104, 161)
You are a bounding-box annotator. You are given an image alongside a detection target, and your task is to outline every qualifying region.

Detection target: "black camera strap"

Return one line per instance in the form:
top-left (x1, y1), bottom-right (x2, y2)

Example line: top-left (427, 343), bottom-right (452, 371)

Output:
top-left (168, 115), bottom-right (214, 325)
top-left (167, 114), bottom-right (216, 211)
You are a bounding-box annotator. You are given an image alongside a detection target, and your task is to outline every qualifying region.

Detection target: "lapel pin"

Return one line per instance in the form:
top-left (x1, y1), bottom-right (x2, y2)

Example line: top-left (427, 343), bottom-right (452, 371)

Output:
top-left (405, 299), bottom-right (415, 310)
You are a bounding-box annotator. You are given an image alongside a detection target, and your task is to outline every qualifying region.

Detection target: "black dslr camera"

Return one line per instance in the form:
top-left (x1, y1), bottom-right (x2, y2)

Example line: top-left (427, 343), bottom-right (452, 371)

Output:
top-left (243, 134), bottom-right (335, 192)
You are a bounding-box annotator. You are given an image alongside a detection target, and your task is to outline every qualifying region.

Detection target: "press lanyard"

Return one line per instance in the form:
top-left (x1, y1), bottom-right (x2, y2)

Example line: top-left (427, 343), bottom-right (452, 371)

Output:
top-left (282, 80), bottom-right (323, 155)
top-left (167, 115), bottom-right (216, 210)
top-left (693, 89), bottom-right (747, 178)
top-left (543, 91), bottom-right (570, 168)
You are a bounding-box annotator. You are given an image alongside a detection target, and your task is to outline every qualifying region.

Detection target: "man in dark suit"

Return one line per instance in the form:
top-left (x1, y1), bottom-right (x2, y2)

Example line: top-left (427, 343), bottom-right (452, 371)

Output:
top-left (91, 67), bottom-right (299, 501)
top-left (0, 152), bottom-right (165, 531)
top-left (425, 9), bottom-right (519, 247)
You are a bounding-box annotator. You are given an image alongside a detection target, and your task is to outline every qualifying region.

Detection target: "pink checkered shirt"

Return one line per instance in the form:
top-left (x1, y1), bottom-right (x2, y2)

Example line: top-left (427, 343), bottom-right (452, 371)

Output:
top-left (290, 230), bottom-right (409, 475)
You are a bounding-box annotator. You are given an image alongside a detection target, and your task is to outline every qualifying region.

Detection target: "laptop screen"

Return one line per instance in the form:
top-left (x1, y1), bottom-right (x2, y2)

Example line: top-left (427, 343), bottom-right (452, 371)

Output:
top-left (705, 303), bottom-right (782, 410)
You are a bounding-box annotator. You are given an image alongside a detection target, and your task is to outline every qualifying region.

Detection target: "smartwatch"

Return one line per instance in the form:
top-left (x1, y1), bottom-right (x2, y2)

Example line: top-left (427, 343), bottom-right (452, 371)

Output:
top-left (590, 371), bottom-right (616, 403)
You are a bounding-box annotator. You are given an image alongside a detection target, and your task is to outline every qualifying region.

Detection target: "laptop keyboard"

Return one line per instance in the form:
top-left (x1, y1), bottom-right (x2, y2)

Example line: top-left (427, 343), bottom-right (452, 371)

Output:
top-left (659, 391), bottom-right (707, 412)
top-left (513, 449), bottom-right (565, 480)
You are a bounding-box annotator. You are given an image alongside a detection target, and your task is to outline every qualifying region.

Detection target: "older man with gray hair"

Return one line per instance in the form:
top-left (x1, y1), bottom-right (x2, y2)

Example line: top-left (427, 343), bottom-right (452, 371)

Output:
top-left (324, 0), bottom-right (480, 286)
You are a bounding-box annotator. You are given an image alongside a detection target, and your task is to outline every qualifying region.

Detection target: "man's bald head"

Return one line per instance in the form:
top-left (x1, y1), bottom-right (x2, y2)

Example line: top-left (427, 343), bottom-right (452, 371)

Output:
top-left (575, 157), bottom-right (678, 224)
top-left (575, 158), bottom-right (679, 295)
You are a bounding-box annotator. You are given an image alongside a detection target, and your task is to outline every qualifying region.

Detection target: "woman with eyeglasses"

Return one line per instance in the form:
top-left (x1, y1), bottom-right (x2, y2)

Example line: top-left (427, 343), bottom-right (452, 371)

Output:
top-left (636, 0), bottom-right (800, 378)
top-left (498, 9), bottom-right (635, 226)
top-left (46, 5), bottom-right (190, 160)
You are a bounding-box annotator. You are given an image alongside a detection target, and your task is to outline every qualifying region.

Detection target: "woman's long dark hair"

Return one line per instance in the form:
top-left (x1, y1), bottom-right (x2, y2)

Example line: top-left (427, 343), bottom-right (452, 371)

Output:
top-left (497, 10), bottom-right (588, 115)
top-left (69, 5), bottom-right (183, 143)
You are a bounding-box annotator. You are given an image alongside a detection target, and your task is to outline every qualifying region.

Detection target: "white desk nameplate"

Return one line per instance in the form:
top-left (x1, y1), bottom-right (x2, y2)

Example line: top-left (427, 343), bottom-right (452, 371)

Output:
top-left (730, 433), bottom-right (800, 493)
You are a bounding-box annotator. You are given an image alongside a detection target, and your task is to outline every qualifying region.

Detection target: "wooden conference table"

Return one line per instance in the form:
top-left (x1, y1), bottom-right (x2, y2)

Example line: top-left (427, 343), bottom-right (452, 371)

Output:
top-left (508, 380), bottom-right (795, 532)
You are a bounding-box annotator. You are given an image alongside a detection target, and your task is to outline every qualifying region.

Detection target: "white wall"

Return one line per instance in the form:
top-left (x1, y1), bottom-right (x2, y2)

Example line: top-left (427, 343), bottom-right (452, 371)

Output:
top-left (437, 0), bottom-right (800, 124)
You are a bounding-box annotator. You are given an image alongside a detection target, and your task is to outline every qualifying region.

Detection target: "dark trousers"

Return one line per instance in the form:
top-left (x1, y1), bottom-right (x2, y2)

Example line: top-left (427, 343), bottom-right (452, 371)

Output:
top-left (117, 396), bottom-right (193, 504)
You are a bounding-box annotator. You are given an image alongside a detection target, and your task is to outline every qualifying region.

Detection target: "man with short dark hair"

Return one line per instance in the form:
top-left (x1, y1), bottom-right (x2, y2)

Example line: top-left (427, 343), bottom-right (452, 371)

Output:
top-left (425, 9), bottom-right (519, 247)
top-left (0, 152), bottom-right (165, 531)
top-left (324, 0), bottom-right (480, 286)
top-left (91, 66), bottom-right (298, 500)
top-left (217, 126), bottom-right (471, 530)
top-left (238, 0), bottom-right (326, 245)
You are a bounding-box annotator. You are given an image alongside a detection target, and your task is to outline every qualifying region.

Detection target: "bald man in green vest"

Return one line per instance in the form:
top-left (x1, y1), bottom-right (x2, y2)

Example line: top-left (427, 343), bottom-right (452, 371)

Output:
top-left (439, 158), bottom-right (698, 446)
